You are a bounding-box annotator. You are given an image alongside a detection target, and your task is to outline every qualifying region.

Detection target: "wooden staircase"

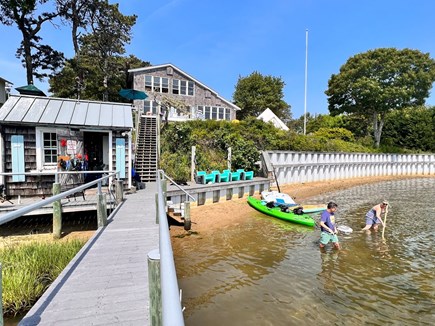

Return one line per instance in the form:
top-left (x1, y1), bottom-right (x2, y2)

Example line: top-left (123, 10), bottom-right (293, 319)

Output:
top-left (135, 115), bottom-right (158, 182)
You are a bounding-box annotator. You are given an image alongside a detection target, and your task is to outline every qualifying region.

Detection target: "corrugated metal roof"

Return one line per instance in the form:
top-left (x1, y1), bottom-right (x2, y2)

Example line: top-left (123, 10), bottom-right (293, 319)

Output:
top-left (0, 95), bottom-right (133, 129)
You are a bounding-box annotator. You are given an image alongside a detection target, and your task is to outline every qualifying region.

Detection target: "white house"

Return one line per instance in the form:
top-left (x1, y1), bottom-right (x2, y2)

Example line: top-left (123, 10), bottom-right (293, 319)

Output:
top-left (0, 77), bottom-right (12, 107)
top-left (257, 108), bottom-right (289, 131)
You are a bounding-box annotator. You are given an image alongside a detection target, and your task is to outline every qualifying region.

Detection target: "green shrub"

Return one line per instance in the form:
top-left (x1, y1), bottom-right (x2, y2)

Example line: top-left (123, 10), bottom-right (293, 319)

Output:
top-left (313, 127), bottom-right (355, 142)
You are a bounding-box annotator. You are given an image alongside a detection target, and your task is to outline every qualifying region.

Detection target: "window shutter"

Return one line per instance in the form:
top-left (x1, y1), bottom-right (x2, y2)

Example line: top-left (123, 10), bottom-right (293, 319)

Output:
top-left (11, 135), bottom-right (25, 182)
top-left (116, 138), bottom-right (126, 179)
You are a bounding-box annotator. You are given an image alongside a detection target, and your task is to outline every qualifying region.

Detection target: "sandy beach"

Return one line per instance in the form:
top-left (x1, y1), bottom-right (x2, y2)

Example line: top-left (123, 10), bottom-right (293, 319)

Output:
top-left (169, 175), bottom-right (435, 240)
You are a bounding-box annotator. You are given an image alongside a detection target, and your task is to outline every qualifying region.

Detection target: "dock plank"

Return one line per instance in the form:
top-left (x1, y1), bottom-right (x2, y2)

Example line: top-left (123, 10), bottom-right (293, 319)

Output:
top-left (19, 183), bottom-right (159, 326)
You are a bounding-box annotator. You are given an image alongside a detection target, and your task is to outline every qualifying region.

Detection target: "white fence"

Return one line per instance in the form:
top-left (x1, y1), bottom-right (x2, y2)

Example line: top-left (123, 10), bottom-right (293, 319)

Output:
top-left (264, 151), bottom-right (435, 185)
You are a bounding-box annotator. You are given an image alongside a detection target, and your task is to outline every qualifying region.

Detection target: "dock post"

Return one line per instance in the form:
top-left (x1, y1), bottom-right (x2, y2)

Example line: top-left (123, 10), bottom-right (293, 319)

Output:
top-left (52, 183), bottom-right (62, 239)
top-left (1, 263), bottom-right (3, 326)
top-left (148, 249), bottom-right (161, 325)
top-left (155, 193), bottom-right (159, 224)
top-left (184, 201), bottom-right (191, 231)
top-left (115, 180), bottom-right (124, 204)
top-left (97, 182), bottom-right (107, 227)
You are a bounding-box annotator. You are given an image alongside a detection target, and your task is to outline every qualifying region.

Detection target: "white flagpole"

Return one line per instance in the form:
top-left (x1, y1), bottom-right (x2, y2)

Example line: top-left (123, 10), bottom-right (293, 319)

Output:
top-left (303, 29), bottom-right (308, 135)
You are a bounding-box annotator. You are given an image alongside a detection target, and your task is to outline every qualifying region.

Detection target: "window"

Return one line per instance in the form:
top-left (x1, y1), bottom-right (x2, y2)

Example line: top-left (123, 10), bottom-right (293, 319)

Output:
top-left (171, 79), bottom-right (194, 96)
top-left (162, 78), bottom-right (169, 93)
top-left (144, 100), bottom-right (151, 114)
top-left (43, 132), bottom-right (57, 164)
top-left (143, 100), bottom-right (159, 115)
top-left (211, 107), bottom-right (217, 120)
top-left (218, 107), bottom-right (224, 120)
top-left (188, 81), bottom-right (194, 96)
top-left (225, 108), bottom-right (231, 120)
top-left (172, 79), bottom-right (179, 94)
top-left (153, 77), bottom-right (161, 92)
top-left (152, 101), bottom-right (159, 114)
top-left (145, 76), bottom-right (152, 92)
top-left (180, 80), bottom-right (187, 95)
top-left (204, 106), bottom-right (211, 119)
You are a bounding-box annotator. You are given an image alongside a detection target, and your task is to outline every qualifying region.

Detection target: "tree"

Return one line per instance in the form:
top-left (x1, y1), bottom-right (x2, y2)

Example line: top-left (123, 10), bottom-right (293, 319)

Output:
top-left (0, 0), bottom-right (65, 84)
top-left (325, 48), bottom-right (435, 147)
top-left (381, 106), bottom-right (435, 151)
top-left (82, 1), bottom-right (137, 101)
top-left (49, 54), bottom-right (149, 101)
top-left (233, 71), bottom-right (291, 122)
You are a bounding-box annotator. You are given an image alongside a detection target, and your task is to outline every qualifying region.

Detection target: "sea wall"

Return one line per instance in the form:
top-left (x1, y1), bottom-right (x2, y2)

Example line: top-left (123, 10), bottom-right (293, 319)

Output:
top-left (263, 151), bottom-right (435, 185)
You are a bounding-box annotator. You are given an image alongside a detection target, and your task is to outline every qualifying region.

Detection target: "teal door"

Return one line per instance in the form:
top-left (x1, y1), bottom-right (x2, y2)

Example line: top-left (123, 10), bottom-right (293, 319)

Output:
top-left (115, 138), bottom-right (126, 179)
top-left (11, 135), bottom-right (25, 182)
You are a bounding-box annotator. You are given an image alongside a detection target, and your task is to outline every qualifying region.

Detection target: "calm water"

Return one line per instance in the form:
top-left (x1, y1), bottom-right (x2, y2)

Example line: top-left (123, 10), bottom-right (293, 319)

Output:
top-left (173, 178), bottom-right (435, 325)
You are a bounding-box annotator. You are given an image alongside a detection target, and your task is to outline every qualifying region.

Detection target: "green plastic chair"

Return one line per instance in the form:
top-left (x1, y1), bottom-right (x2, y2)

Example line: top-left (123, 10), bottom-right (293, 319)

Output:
top-left (196, 171), bottom-right (215, 184)
top-left (237, 169), bottom-right (254, 180)
top-left (223, 169), bottom-right (240, 181)
top-left (219, 170), bottom-right (230, 182)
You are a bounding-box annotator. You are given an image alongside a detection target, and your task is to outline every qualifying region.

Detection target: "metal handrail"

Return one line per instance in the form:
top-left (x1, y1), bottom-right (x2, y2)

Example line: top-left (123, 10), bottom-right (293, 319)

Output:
top-left (157, 170), bottom-right (185, 325)
top-left (0, 172), bottom-right (118, 226)
top-left (162, 172), bottom-right (196, 202)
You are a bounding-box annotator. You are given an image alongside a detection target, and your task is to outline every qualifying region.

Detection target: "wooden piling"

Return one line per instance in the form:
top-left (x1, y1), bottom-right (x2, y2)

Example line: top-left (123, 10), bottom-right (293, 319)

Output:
top-left (97, 193), bottom-right (108, 228)
top-left (115, 180), bottom-right (124, 204)
top-left (155, 193), bottom-right (159, 224)
top-left (52, 183), bottom-right (62, 239)
top-left (1, 263), bottom-right (3, 326)
top-left (184, 201), bottom-right (191, 231)
top-left (148, 249), bottom-right (161, 325)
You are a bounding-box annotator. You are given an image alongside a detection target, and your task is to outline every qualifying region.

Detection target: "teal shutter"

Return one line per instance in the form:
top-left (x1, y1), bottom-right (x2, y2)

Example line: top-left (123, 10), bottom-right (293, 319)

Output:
top-left (11, 135), bottom-right (25, 182)
top-left (115, 138), bottom-right (126, 179)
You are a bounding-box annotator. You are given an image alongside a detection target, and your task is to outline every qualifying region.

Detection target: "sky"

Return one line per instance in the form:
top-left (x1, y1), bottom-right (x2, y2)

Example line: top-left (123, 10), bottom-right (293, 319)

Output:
top-left (1, 0), bottom-right (435, 119)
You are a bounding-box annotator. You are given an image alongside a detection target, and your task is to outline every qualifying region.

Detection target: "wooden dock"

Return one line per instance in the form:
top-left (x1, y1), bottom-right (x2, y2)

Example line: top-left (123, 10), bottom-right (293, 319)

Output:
top-left (19, 183), bottom-right (159, 326)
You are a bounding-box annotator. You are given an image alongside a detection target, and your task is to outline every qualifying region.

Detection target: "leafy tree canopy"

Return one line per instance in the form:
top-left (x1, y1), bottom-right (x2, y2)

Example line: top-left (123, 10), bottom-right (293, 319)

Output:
top-left (233, 71), bottom-right (291, 122)
top-left (325, 48), bottom-right (435, 147)
top-left (0, 0), bottom-right (65, 84)
top-left (49, 54), bottom-right (150, 102)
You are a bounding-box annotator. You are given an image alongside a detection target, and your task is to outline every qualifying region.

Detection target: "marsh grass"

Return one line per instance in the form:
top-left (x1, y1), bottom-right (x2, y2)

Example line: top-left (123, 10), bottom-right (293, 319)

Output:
top-left (1, 239), bottom-right (86, 317)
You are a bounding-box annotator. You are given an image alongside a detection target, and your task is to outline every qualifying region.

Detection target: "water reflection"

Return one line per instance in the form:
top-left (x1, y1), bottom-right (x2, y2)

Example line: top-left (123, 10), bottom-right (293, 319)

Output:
top-left (174, 178), bottom-right (435, 325)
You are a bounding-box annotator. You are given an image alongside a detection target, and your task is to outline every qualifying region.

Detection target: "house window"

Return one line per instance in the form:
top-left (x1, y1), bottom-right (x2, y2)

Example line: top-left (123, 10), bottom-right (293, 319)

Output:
top-left (162, 78), bottom-right (169, 93)
top-left (188, 81), bottom-right (194, 96)
top-left (171, 79), bottom-right (194, 96)
top-left (144, 100), bottom-right (159, 114)
top-left (218, 107), bottom-right (224, 120)
top-left (144, 100), bottom-right (151, 114)
top-left (153, 77), bottom-right (161, 92)
top-left (204, 106), bottom-right (211, 119)
top-left (225, 108), bottom-right (231, 120)
top-left (211, 107), bottom-right (218, 120)
top-left (180, 80), bottom-right (187, 95)
top-left (43, 132), bottom-right (57, 164)
top-left (172, 79), bottom-right (179, 94)
top-left (145, 76), bottom-right (152, 92)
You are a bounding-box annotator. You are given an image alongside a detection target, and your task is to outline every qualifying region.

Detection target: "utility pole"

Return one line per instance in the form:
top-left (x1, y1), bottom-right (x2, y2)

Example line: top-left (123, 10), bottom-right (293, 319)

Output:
top-left (304, 29), bottom-right (309, 135)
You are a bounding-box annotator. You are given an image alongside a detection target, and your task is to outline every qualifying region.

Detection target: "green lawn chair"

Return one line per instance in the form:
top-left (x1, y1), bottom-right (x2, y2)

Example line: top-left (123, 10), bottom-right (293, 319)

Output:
top-left (237, 169), bottom-right (254, 180)
top-left (223, 169), bottom-right (240, 181)
top-left (219, 170), bottom-right (230, 182)
top-left (196, 171), bottom-right (215, 184)
top-left (211, 170), bottom-right (222, 182)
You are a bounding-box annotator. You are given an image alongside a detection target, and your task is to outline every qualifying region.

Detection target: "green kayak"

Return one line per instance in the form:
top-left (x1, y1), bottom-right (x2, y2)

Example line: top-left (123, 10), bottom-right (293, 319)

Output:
top-left (247, 196), bottom-right (316, 227)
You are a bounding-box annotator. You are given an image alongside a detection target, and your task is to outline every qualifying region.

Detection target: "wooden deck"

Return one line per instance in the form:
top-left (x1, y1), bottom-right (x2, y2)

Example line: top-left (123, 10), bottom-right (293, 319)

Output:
top-left (0, 187), bottom-right (116, 216)
top-left (19, 183), bottom-right (159, 326)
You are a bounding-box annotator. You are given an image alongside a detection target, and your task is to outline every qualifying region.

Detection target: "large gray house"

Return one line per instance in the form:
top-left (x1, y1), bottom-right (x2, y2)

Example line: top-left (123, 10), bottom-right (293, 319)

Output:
top-left (128, 63), bottom-right (241, 121)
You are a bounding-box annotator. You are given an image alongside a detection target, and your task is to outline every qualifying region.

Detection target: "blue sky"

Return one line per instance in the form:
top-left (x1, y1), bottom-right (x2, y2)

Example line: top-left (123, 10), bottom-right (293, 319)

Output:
top-left (1, 0), bottom-right (435, 118)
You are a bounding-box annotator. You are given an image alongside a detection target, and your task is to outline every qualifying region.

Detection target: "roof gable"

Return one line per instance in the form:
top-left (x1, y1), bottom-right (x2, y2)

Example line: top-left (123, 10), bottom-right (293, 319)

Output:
top-left (128, 63), bottom-right (241, 111)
